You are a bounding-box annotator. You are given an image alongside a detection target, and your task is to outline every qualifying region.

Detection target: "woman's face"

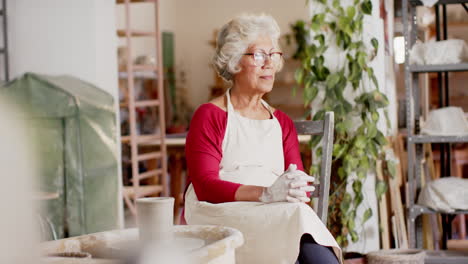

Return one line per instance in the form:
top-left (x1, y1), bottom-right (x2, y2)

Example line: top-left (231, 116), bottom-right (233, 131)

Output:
top-left (234, 35), bottom-right (280, 94)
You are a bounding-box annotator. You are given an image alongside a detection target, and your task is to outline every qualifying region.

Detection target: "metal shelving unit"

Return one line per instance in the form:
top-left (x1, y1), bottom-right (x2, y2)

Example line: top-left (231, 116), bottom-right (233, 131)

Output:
top-left (410, 63), bottom-right (468, 73)
top-left (409, 135), bottom-right (468, 143)
top-left (117, 0), bottom-right (168, 216)
top-left (0, 0), bottom-right (9, 81)
top-left (403, 0), bottom-right (468, 256)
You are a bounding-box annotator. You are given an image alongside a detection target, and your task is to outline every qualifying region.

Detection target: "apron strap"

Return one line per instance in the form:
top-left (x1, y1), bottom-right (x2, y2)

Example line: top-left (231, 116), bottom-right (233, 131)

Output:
top-left (225, 88), bottom-right (275, 119)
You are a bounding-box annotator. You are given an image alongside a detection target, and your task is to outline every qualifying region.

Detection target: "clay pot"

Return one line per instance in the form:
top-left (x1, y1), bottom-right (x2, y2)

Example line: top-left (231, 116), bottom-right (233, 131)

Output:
top-left (136, 197), bottom-right (175, 243)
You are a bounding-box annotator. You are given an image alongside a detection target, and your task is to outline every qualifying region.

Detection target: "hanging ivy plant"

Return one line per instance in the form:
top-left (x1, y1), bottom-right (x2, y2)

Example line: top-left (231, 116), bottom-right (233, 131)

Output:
top-left (293, 0), bottom-right (394, 247)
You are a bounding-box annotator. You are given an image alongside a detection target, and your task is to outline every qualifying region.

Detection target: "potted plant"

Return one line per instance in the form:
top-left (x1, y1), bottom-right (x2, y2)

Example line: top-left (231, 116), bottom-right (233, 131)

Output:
top-left (292, 0), bottom-right (394, 249)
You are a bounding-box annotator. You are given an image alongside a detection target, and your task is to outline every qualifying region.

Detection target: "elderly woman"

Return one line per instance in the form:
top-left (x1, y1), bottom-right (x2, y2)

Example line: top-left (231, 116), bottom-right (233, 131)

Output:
top-left (184, 14), bottom-right (341, 264)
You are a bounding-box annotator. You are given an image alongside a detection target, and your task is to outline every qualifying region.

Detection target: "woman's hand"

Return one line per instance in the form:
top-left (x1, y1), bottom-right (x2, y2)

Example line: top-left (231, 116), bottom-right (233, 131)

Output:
top-left (259, 164), bottom-right (315, 203)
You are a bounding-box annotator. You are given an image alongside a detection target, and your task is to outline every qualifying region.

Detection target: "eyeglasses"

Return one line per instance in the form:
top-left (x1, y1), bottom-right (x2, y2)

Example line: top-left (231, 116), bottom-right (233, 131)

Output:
top-left (243, 51), bottom-right (283, 67)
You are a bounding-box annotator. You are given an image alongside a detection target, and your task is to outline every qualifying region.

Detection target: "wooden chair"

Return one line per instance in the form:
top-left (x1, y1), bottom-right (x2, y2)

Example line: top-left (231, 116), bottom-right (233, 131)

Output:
top-left (294, 111), bottom-right (334, 225)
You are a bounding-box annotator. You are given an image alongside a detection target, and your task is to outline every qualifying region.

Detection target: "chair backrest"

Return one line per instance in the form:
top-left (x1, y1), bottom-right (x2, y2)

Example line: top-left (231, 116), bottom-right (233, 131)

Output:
top-left (294, 112), bottom-right (334, 225)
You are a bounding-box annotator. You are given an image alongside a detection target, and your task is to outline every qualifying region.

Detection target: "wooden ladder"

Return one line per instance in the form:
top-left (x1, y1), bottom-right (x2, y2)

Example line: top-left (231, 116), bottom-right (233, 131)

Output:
top-left (117, 0), bottom-right (168, 216)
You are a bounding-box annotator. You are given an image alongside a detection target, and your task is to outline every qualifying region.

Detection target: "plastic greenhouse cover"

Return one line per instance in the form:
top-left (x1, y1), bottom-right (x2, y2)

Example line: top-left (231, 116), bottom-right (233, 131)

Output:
top-left (0, 73), bottom-right (119, 238)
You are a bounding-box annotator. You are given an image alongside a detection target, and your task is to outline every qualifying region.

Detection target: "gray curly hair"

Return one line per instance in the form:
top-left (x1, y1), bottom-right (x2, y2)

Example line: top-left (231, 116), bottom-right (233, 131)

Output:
top-left (213, 13), bottom-right (283, 82)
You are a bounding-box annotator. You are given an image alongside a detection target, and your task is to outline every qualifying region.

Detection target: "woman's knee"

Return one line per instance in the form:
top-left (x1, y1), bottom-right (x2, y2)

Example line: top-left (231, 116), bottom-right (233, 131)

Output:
top-left (298, 235), bottom-right (339, 264)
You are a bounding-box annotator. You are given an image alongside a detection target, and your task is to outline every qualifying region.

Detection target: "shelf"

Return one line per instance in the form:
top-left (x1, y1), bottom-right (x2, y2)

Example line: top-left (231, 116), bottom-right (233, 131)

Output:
top-left (425, 250), bottom-right (468, 264)
top-left (117, 29), bottom-right (156, 38)
top-left (120, 99), bottom-right (160, 108)
top-left (118, 65), bottom-right (158, 79)
top-left (137, 151), bottom-right (162, 162)
top-left (410, 0), bottom-right (468, 5)
top-left (135, 100), bottom-right (160, 107)
top-left (116, 0), bottom-right (155, 3)
top-left (410, 63), bottom-right (468, 73)
top-left (133, 64), bottom-right (157, 71)
top-left (123, 185), bottom-right (163, 199)
top-left (120, 134), bottom-right (161, 144)
top-left (118, 71), bottom-right (157, 79)
top-left (131, 168), bottom-right (163, 182)
top-left (410, 205), bottom-right (468, 217)
top-left (408, 134), bottom-right (468, 143)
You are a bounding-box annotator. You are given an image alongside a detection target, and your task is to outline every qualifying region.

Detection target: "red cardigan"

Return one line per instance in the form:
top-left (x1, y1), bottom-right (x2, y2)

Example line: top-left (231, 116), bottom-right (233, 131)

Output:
top-left (185, 103), bottom-right (304, 203)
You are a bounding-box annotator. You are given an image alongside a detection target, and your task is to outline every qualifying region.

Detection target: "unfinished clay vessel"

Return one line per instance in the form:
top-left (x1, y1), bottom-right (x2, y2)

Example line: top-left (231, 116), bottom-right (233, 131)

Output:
top-left (136, 197), bottom-right (174, 243)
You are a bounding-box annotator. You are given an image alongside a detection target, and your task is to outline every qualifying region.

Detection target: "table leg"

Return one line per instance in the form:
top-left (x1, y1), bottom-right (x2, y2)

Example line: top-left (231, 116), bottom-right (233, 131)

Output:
top-left (169, 152), bottom-right (183, 224)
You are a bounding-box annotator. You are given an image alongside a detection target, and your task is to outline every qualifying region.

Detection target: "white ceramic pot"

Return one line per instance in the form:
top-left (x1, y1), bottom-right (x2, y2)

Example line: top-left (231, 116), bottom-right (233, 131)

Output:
top-left (136, 197), bottom-right (174, 243)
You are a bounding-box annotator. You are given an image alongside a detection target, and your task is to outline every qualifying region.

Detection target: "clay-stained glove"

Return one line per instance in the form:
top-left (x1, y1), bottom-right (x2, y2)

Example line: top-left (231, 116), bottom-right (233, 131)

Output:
top-left (259, 164), bottom-right (315, 203)
top-left (284, 164), bottom-right (316, 202)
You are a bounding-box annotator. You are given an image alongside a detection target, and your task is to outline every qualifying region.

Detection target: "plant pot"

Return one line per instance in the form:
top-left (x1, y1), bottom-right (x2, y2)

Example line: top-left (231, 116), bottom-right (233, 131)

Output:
top-left (344, 252), bottom-right (367, 264)
top-left (167, 124), bottom-right (187, 134)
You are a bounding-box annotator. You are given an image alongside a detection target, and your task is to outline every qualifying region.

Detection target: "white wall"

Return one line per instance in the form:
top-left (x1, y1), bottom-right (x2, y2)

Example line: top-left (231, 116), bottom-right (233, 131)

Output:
top-left (7, 0), bottom-right (123, 228)
top-left (8, 0), bottom-right (119, 98)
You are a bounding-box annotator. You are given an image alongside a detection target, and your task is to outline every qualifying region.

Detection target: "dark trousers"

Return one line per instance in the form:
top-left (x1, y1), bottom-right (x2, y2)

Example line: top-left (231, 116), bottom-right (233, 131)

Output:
top-left (296, 234), bottom-right (339, 264)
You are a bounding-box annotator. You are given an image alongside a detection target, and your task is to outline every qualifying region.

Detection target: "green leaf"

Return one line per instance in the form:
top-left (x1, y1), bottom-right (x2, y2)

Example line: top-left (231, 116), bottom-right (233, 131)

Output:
top-left (336, 31), bottom-right (343, 47)
top-left (352, 180), bottom-right (362, 193)
top-left (307, 44), bottom-right (317, 58)
top-left (294, 68), bottom-right (304, 84)
top-left (374, 130), bottom-right (388, 146)
top-left (357, 170), bottom-right (366, 179)
top-left (384, 110), bottom-right (391, 129)
top-left (354, 135), bottom-right (367, 149)
top-left (315, 146), bottom-right (323, 157)
top-left (367, 123), bottom-right (377, 138)
top-left (371, 111), bottom-right (379, 122)
top-left (353, 192), bottom-right (363, 207)
top-left (338, 167), bottom-right (346, 180)
top-left (313, 109), bottom-right (326, 121)
top-left (371, 37), bottom-right (379, 54)
top-left (335, 122), bottom-right (346, 135)
top-left (363, 208), bottom-right (373, 223)
top-left (332, 0), bottom-right (340, 9)
top-left (387, 160), bottom-right (397, 178)
top-left (304, 85), bottom-right (318, 106)
top-left (368, 141), bottom-right (378, 157)
top-left (309, 134), bottom-right (322, 149)
top-left (359, 156), bottom-right (370, 171)
top-left (349, 210), bottom-right (357, 221)
top-left (367, 68), bottom-right (380, 90)
top-left (347, 6), bottom-right (356, 19)
top-left (340, 193), bottom-right (352, 214)
top-left (336, 235), bottom-right (344, 246)
top-left (314, 34), bottom-right (325, 46)
top-left (309, 164), bottom-right (319, 176)
top-left (375, 180), bottom-right (388, 200)
top-left (337, 17), bottom-right (350, 32)
top-left (334, 142), bottom-right (348, 159)
top-left (326, 73), bottom-right (341, 90)
top-left (372, 91), bottom-right (389, 108)
top-left (350, 230), bottom-right (359, 242)
top-left (311, 13), bottom-right (326, 32)
top-left (357, 51), bottom-right (367, 68)
top-left (348, 218), bottom-right (355, 230)
top-left (361, 0), bottom-right (372, 15)
top-left (345, 156), bottom-right (358, 172)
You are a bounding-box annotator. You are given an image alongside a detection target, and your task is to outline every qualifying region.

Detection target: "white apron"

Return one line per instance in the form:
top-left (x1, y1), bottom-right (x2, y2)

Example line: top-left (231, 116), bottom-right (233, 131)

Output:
top-left (185, 90), bottom-right (342, 264)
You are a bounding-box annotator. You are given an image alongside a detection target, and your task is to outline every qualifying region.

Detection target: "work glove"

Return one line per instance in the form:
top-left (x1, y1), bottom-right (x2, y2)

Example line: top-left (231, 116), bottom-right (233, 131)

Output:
top-left (259, 164), bottom-right (315, 203)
